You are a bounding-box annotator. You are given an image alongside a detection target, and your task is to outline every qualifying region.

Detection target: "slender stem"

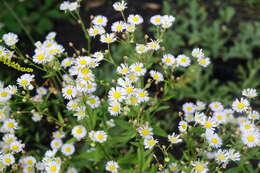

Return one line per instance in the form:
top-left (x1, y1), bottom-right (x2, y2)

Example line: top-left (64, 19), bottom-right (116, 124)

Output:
top-left (2, 0), bottom-right (35, 44)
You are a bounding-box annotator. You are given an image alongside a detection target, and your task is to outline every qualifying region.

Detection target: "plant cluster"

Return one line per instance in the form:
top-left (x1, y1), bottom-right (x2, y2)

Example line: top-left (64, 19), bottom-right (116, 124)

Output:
top-left (0, 1), bottom-right (259, 173)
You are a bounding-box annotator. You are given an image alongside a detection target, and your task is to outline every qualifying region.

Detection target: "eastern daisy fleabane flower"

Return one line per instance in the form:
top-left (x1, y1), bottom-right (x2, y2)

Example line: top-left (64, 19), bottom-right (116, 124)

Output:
top-left (137, 124), bottom-right (153, 139)
top-left (86, 95), bottom-right (100, 108)
top-left (135, 44), bottom-right (148, 54)
top-left (61, 143), bottom-right (75, 156)
top-left (176, 54), bottom-right (191, 67)
top-left (205, 130), bottom-right (222, 148)
top-left (105, 161), bottom-right (119, 173)
top-left (200, 117), bottom-right (218, 131)
top-left (241, 130), bottom-right (259, 147)
top-left (213, 111), bottom-right (227, 124)
top-left (10, 140), bottom-right (24, 153)
top-left (196, 101), bottom-right (206, 111)
top-left (117, 63), bottom-right (130, 75)
top-left (226, 149), bottom-right (240, 161)
top-left (71, 125), bottom-right (87, 140)
top-left (1, 118), bottom-right (18, 133)
top-left (111, 21), bottom-right (126, 32)
top-left (192, 48), bottom-right (204, 58)
top-left (149, 70), bottom-right (164, 82)
top-left (239, 121), bottom-right (255, 133)
top-left (108, 102), bottom-right (121, 116)
top-left (94, 131), bottom-right (108, 143)
top-left (108, 87), bottom-right (125, 102)
top-left (0, 154), bottom-right (15, 166)
top-left (45, 161), bottom-right (61, 173)
top-left (130, 63), bottom-right (146, 76)
top-left (198, 57), bottom-right (211, 67)
top-left (184, 113), bottom-right (194, 122)
top-left (168, 162), bottom-right (179, 172)
top-left (144, 137), bottom-right (158, 149)
top-left (136, 88), bottom-right (149, 102)
top-left (62, 85), bottom-right (77, 100)
top-left (147, 40), bottom-right (160, 51)
top-left (161, 15), bottom-right (175, 29)
top-left (2, 32), bottom-right (18, 46)
top-left (214, 149), bottom-right (229, 164)
top-left (242, 88), bottom-right (257, 98)
top-left (178, 120), bottom-right (188, 132)
top-left (113, 1), bottom-right (127, 11)
top-left (17, 74), bottom-right (35, 90)
top-left (92, 15), bottom-right (108, 26)
top-left (192, 161), bottom-right (208, 173)
top-left (50, 138), bottom-right (63, 150)
top-left (150, 15), bottom-right (162, 25)
top-left (127, 14), bottom-right (143, 25)
top-left (61, 57), bottom-right (74, 68)
top-left (162, 54), bottom-right (176, 66)
top-left (183, 102), bottom-right (196, 113)
top-left (88, 25), bottom-right (105, 37)
top-left (168, 132), bottom-right (182, 144)
top-left (232, 98), bottom-right (249, 113)
top-left (100, 33), bottom-right (116, 44)
top-left (248, 110), bottom-right (259, 120)
top-left (209, 101), bottom-right (224, 112)
top-left (0, 88), bottom-right (11, 102)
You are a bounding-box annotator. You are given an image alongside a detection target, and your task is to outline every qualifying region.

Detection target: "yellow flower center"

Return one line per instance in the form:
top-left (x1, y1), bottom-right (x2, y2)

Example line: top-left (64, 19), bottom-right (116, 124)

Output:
top-left (247, 135), bottom-right (255, 142)
top-left (0, 91), bottom-right (8, 97)
top-left (113, 91), bottom-right (121, 99)
top-left (211, 138), bottom-right (218, 144)
top-left (195, 164), bottom-right (204, 171)
top-left (204, 121), bottom-right (212, 129)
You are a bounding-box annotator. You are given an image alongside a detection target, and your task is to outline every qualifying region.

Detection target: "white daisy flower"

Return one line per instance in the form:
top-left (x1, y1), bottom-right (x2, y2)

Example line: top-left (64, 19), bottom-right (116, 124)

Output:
top-left (86, 95), bottom-right (100, 108)
top-left (144, 137), bottom-right (158, 149)
top-left (113, 1), bottom-right (127, 11)
top-left (2, 133), bottom-right (17, 144)
top-left (2, 118), bottom-right (18, 133)
top-left (184, 113), bottom-right (194, 122)
top-left (61, 143), bottom-right (75, 156)
top-left (52, 130), bottom-right (65, 139)
top-left (241, 130), bottom-right (259, 147)
top-left (205, 130), bottom-right (222, 148)
top-left (61, 57), bottom-right (74, 68)
top-left (94, 131), bottom-right (108, 143)
top-left (168, 162), bottom-right (179, 172)
top-left (32, 112), bottom-right (43, 122)
top-left (150, 15), bottom-right (162, 25)
top-left (161, 15), bottom-right (175, 29)
top-left (45, 161), bottom-right (60, 173)
top-left (209, 101), bottom-right (224, 112)
top-left (62, 85), bottom-right (77, 100)
top-left (196, 101), bottom-right (206, 111)
top-left (198, 57), bottom-right (210, 67)
top-left (214, 149), bottom-right (229, 164)
top-left (191, 161), bottom-right (208, 173)
top-left (168, 132), bottom-right (182, 144)
top-left (0, 88), bottom-right (11, 102)
top-left (0, 154), bottom-right (15, 166)
top-left (50, 138), bottom-right (63, 150)
top-left (71, 125), bottom-right (87, 140)
top-left (125, 24), bottom-right (136, 32)
top-left (111, 21), bottom-right (126, 32)
top-left (176, 54), bottom-right (191, 67)
top-left (178, 120), bottom-right (188, 132)
top-left (2, 32), bottom-right (18, 46)
top-left (92, 15), bottom-right (108, 26)
top-left (20, 156), bottom-right (36, 166)
top-left (226, 149), bottom-right (240, 161)
top-left (242, 88), bottom-right (257, 98)
top-left (117, 63), bottom-right (130, 75)
top-left (105, 161), bottom-right (119, 173)
top-left (232, 98), bottom-right (249, 113)
top-left (17, 74), bottom-right (35, 90)
top-left (135, 44), bottom-right (148, 54)
top-left (240, 121), bottom-right (255, 133)
top-left (100, 33), bottom-right (117, 44)
top-left (248, 110), bottom-right (259, 120)
top-left (108, 87), bottom-right (125, 102)
top-left (213, 111), bottom-right (227, 124)
top-left (108, 102), bottom-right (121, 116)
top-left (88, 25), bottom-right (105, 37)
top-left (137, 124), bottom-right (153, 139)
top-left (192, 48), bottom-right (204, 58)
top-left (200, 117), bottom-right (218, 131)
top-left (162, 54), bottom-right (175, 66)
top-left (10, 140), bottom-right (24, 153)
top-left (149, 70), bottom-right (164, 82)
top-left (136, 88), bottom-right (149, 102)
top-left (147, 40), bottom-right (160, 51)
top-left (130, 63), bottom-right (146, 76)
top-left (182, 102), bottom-right (196, 113)
top-left (127, 14), bottom-right (143, 25)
